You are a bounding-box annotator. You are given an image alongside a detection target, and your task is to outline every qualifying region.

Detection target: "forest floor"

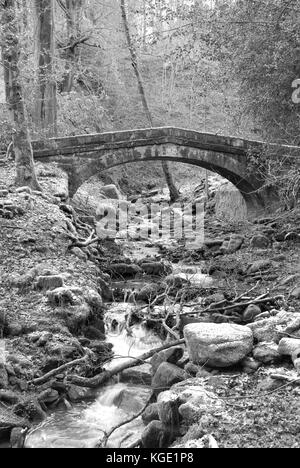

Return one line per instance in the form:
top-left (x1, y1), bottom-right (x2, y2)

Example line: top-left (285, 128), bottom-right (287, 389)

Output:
top-left (166, 203), bottom-right (300, 448)
top-left (0, 161), bottom-right (114, 433)
top-left (0, 160), bottom-right (300, 448)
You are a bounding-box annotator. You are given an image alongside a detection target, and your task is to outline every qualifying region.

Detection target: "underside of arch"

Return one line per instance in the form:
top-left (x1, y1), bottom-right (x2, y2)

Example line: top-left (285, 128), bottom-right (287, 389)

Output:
top-left (66, 144), bottom-right (265, 212)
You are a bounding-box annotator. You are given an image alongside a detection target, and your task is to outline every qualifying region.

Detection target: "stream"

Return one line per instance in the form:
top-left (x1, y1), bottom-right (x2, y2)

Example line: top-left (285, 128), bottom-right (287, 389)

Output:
top-left (25, 302), bottom-right (163, 448)
top-left (25, 212), bottom-right (214, 448)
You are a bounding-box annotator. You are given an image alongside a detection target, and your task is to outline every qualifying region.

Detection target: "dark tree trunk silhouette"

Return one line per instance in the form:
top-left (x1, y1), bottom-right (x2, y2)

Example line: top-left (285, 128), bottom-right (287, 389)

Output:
top-left (120, 0), bottom-right (179, 203)
top-left (35, 0), bottom-right (57, 136)
top-left (1, 0), bottom-right (41, 190)
top-left (58, 0), bottom-right (84, 93)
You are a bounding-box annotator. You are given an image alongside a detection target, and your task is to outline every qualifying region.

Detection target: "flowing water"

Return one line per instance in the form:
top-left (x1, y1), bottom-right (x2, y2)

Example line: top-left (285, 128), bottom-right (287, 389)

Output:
top-left (25, 304), bottom-right (161, 449)
top-left (25, 382), bottom-right (150, 448)
top-left (25, 235), bottom-right (213, 448)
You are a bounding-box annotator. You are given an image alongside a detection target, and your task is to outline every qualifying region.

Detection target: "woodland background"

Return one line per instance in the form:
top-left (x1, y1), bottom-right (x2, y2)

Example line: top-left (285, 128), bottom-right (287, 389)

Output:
top-left (0, 0), bottom-right (299, 192)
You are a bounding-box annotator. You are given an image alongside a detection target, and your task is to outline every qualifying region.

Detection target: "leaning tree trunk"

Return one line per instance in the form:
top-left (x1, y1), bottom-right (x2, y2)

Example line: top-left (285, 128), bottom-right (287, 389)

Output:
top-left (120, 0), bottom-right (179, 203)
top-left (1, 0), bottom-right (41, 190)
top-left (35, 0), bottom-right (57, 136)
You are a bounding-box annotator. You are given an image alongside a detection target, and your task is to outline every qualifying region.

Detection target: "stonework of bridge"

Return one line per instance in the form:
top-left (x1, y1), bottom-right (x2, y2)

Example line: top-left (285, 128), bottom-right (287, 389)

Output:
top-left (32, 127), bottom-right (299, 212)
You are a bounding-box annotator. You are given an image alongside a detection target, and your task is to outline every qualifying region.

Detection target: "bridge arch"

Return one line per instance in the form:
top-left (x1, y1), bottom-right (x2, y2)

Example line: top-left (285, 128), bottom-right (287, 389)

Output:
top-left (65, 143), bottom-right (263, 211)
top-left (32, 126), bottom-right (293, 213)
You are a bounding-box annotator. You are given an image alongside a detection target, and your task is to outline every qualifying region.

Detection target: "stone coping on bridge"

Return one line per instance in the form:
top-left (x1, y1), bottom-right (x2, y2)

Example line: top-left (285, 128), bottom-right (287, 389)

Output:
top-left (32, 127), bottom-right (300, 160)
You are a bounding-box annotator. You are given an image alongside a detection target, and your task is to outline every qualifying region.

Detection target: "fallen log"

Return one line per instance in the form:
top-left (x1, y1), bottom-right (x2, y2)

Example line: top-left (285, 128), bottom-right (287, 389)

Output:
top-left (179, 295), bottom-right (284, 317)
top-left (218, 295), bottom-right (284, 313)
top-left (30, 355), bottom-right (89, 386)
top-left (69, 339), bottom-right (185, 388)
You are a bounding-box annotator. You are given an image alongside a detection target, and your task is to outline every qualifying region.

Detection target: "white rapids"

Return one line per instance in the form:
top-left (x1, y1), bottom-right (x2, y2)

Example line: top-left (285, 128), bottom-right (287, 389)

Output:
top-left (25, 303), bottom-right (160, 449)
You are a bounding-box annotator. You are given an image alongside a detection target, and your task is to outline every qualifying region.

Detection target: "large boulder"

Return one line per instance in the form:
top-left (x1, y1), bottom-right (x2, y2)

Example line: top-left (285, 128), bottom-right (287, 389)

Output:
top-left (157, 390), bottom-right (180, 430)
top-left (281, 315), bottom-right (300, 339)
top-left (158, 378), bottom-right (224, 425)
top-left (150, 346), bottom-right (184, 375)
top-left (142, 403), bottom-right (160, 425)
top-left (120, 364), bottom-right (152, 386)
top-left (112, 386), bottom-right (152, 414)
top-left (184, 323), bottom-right (253, 368)
top-left (141, 420), bottom-right (170, 449)
top-left (278, 338), bottom-right (300, 359)
top-left (247, 311), bottom-right (299, 343)
top-left (151, 362), bottom-right (186, 393)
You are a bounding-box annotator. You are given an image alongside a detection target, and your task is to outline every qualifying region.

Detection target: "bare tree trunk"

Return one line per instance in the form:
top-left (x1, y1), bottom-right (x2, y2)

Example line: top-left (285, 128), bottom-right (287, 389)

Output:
top-left (35, 0), bottom-right (57, 136)
top-left (58, 0), bottom-right (84, 93)
top-left (1, 0), bottom-right (41, 191)
top-left (120, 0), bottom-right (179, 203)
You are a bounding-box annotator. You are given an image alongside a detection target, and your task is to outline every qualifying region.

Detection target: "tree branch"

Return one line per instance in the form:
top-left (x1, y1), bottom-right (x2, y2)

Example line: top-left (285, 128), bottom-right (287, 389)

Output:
top-left (69, 339), bottom-right (185, 388)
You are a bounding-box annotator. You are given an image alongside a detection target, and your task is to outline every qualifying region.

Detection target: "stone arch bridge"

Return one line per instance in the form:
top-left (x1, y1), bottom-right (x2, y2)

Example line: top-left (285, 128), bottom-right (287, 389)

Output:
top-left (32, 127), bottom-right (299, 212)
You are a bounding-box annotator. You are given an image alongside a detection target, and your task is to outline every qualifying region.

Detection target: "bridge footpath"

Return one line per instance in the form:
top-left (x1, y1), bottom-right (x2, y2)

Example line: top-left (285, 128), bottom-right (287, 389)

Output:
top-left (32, 127), bottom-right (300, 160)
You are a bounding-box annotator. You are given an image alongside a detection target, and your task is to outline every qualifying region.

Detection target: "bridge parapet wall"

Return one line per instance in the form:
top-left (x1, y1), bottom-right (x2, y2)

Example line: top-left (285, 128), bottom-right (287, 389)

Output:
top-left (32, 127), bottom-right (300, 213)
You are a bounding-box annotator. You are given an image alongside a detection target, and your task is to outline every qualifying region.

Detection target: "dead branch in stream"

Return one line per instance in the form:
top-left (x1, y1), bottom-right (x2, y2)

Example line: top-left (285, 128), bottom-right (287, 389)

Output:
top-left (162, 319), bottom-right (180, 340)
top-left (69, 339), bottom-right (185, 388)
top-left (233, 281), bottom-right (261, 303)
top-left (30, 354), bottom-right (90, 386)
top-left (183, 282), bottom-right (261, 310)
top-left (179, 294), bottom-right (284, 318)
top-left (210, 295), bottom-right (284, 313)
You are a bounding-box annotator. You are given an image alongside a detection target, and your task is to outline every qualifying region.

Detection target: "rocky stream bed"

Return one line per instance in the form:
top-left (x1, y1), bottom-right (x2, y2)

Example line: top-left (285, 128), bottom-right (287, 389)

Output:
top-left (1, 164), bottom-right (300, 449)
